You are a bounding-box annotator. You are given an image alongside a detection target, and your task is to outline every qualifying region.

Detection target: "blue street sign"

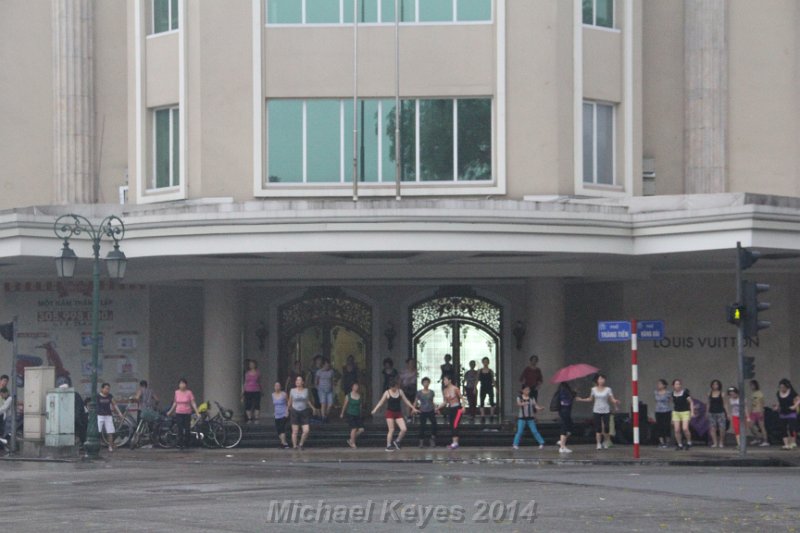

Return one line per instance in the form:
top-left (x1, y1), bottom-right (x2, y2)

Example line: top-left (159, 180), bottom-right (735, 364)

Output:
top-left (598, 321), bottom-right (632, 342)
top-left (638, 320), bottom-right (665, 340)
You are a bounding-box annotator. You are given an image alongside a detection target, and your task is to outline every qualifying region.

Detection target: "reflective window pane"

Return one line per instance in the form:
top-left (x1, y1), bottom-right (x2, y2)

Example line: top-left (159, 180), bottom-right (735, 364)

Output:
top-left (153, 0), bottom-right (169, 33)
top-left (344, 100), bottom-right (380, 182)
top-left (267, 100), bottom-right (303, 183)
top-left (419, 99), bottom-right (454, 181)
top-left (419, 0), bottom-right (453, 22)
top-left (380, 0), bottom-right (415, 22)
top-left (154, 109), bottom-right (170, 188)
top-left (457, 99), bottom-right (491, 181)
top-left (381, 100), bottom-right (397, 182)
top-left (383, 100), bottom-right (415, 181)
top-left (268, 0), bottom-right (302, 23)
top-left (171, 108), bottom-right (180, 186)
top-left (582, 103), bottom-right (593, 183)
top-left (170, 0), bottom-right (179, 30)
top-left (582, 0), bottom-right (593, 25)
top-left (596, 0), bottom-right (613, 27)
top-left (307, 0), bottom-right (341, 23)
top-left (596, 104), bottom-right (614, 184)
top-left (456, 0), bottom-right (491, 22)
top-left (344, 0), bottom-right (379, 23)
top-left (306, 100), bottom-right (341, 183)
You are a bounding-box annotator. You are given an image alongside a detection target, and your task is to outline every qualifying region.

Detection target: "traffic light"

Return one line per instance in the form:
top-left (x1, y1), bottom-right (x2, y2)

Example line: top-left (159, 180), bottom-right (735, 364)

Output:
top-left (738, 244), bottom-right (762, 271)
top-left (726, 304), bottom-right (743, 326)
top-left (743, 356), bottom-right (755, 379)
top-left (742, 280), bottom-right (770, 338)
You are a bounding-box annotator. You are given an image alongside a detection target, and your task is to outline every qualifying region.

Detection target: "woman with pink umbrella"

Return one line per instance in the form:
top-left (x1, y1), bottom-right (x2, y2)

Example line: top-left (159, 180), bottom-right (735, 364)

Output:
top-left (550, 363), bottom-right (598, 454)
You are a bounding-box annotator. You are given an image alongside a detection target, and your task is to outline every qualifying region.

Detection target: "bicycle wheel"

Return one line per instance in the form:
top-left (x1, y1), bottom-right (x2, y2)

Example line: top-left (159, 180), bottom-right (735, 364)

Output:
top-left (113, 418), bottom-right (134, 448)
top-left (128, 422), bottom-right (143, 449)
top-left (221, 420), bottom-right (242, 449)
top-left (157, 421), bottom-right (178, 448)
top-left (201, 420), bottom-right (225, 448)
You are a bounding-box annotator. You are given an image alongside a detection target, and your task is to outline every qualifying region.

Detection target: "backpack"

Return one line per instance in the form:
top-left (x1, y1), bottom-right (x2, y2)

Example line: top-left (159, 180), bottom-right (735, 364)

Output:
top-left (549, 390), bottom-right (560, 412)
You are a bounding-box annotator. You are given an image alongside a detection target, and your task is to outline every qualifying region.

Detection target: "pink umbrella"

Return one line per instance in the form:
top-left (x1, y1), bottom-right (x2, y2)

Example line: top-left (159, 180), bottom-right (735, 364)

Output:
top-left (549, 364), bottom-right (600, 384)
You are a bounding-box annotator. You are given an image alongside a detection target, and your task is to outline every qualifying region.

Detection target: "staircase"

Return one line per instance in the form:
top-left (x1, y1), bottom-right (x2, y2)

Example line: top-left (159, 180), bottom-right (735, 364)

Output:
top-left (239, 416), bottom-right (597, 449)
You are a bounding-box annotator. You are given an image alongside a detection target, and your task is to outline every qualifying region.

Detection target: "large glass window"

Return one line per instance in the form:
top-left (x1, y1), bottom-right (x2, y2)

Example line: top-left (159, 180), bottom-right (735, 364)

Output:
top-left (457, 99), bottom-right (491, 180)
top-left (266, 97), bottom-right (491, 185)
top-left (457, 0), bottom-right (492, 22)
top-left (153, 0), bottom-right (179, 34)
top-left (582, 101), bottom-right (614, 186)
top-left (419, 100), bottom-right (454, 181)
top-left (343, 0), bottom-right (379, 23)
top-left (419, 0), bottom-right (453, 22)
top-left (268, 0), bottom-right (302, 24)
top-left (267, 0), bottom-right (489, 24)
top-left (267, 100), bottom-right (303, 183)
top-left (152, 107), bottom-right (179, 189)
top-left (583, 0), bottom-right (613, 28)
top-left (307, 0), bottom-right (341, 23)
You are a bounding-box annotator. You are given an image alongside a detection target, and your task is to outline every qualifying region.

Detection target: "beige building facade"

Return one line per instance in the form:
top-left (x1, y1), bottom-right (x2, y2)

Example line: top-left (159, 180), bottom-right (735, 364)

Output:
top-left (1, 1), bottom-right (799, 422)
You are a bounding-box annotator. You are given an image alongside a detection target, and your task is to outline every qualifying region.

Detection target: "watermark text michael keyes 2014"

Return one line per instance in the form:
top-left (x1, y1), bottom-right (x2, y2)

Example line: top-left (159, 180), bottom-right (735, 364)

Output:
top-left (266, 499), bottom-right (538, 529)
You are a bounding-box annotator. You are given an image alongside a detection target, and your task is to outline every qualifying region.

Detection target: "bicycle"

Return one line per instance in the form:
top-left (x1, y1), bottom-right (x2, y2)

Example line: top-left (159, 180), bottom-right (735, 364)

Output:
top-left (212, 401), bottom-right (242, 449)
top-left (129, 408), bottom-right (169, 449)
top-left (99, 407), bottom-right (135, 448)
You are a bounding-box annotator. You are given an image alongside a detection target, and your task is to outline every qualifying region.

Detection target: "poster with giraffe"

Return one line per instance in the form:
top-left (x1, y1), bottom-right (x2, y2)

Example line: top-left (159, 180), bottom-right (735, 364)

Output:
top-left (0, 281), bottom-right (149, 399)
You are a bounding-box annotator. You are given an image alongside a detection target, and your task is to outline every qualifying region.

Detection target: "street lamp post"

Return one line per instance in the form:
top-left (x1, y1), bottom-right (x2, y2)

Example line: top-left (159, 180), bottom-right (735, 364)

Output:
top-left (53, 214), bottom-right (126, 458)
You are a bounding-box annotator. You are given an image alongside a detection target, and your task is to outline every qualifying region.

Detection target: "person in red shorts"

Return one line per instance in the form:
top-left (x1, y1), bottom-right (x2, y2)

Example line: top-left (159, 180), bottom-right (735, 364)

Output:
top-left (371, 379), bottom-right (418, 451)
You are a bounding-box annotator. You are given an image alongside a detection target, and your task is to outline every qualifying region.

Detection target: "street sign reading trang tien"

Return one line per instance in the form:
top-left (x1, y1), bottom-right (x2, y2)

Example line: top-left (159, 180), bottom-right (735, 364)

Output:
top-left (637, 320), bottom-right (665, 341)
top-left (597, 321), bottom-right (631, 342)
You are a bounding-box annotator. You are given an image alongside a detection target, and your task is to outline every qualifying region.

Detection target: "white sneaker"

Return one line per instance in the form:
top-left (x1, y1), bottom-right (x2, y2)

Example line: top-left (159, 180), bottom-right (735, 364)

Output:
top-left (759, 441), bottom-right (770, 447)
top-left (512, 445), bottom-right (519, 450)
top-left (562, 447), bottom-right (572, 453)
top-left (538, 444), bottom-right (544, 450)
top-left (596, 443), bottom-right (603, 450)
top-left (0, 437), bottom-right (7, 445)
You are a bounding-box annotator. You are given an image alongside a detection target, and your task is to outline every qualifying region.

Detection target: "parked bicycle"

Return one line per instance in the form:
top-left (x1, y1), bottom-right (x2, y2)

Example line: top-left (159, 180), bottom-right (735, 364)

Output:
top-left (212, 401), bottom-right (242, 449)
top-left (129, 407), bottom-right (172, 449)
top-left (99, 405), bottom-right (135, 448)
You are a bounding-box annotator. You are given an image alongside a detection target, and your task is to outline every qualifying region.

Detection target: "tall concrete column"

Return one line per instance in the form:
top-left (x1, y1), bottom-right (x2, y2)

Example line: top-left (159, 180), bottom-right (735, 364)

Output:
top-left (52, 0), bottom-right (96, 204)
top-left (684, 0), bottom-right (727, 194)
top-left (203, 281), bottom-right (242, 414)
top-left (523, 279), bottom-right (566, 407)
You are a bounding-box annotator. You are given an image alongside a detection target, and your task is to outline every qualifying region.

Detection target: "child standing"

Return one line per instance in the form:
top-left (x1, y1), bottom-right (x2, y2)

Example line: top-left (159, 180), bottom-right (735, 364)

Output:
top-left (727, 387), bottom-right (741, 447)
top-left (512, 385), bottom-right (545, 450)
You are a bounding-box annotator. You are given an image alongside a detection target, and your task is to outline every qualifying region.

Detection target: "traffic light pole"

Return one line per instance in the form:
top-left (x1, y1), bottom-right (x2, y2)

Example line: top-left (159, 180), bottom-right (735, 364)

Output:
top-left (735, 243), bottom-right (747, 457)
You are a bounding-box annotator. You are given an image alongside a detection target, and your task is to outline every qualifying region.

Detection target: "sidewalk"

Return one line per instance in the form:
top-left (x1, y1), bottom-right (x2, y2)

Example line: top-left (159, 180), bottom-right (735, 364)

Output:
top-left (6, 443), bottom-right (799, 467)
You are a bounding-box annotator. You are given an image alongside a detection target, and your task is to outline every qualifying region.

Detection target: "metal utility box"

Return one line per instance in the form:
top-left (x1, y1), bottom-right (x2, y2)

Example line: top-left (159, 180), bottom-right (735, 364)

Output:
top-left (23, 366), bottom-right (56, 441)
top-left (45, 387), bottom-right (75, 447)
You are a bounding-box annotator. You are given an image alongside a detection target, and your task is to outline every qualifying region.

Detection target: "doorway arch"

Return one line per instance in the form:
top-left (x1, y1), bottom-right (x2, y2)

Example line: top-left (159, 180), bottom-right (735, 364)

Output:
top-left (409, 287), bottom-right (502, 411)
top-left (278, 288), bottom-right (372, 405)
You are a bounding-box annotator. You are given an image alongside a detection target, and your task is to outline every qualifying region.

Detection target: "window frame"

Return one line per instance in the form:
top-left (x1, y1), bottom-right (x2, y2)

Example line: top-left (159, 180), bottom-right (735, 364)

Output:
top-left (266, 0), bottom-right (493, 26)
top-left (582, 100), bottom-right (616, 187)
top-left (151, 0), bottom-right (180, 35)
top-left (582, 0), bottom-right (614, 29)
top-left (265, 97), bottom-right (493, 186)
top-left (151, 106), bottom-right (180, 191)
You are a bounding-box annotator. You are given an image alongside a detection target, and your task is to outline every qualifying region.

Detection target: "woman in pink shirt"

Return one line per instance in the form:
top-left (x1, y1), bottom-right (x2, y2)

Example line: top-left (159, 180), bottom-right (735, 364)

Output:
top-left (242, 359), bottom-right (262, 423)
top-left (167, 378), bottom-right (200, 449)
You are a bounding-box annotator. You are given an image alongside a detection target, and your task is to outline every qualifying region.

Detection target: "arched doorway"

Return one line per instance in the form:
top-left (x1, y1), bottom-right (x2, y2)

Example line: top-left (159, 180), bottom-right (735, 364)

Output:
top-left (279, 288), bottom-right (372, 406)
top-left (410, 288), bottom-right (502, 412)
